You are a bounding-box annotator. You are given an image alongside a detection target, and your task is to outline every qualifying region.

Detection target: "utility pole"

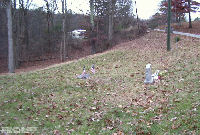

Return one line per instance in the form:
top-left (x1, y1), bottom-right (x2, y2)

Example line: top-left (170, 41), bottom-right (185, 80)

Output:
top-left (167, 0), bottom-right (171, 51)
top-left (135, 1), bottom-right (139, 30)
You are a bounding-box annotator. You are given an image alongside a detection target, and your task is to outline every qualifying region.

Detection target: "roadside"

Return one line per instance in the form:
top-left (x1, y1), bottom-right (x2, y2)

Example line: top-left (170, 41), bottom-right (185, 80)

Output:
top-left (158, 21), bottom-right (200, 35)
top-left (154, 29), bottom-right (200, 38)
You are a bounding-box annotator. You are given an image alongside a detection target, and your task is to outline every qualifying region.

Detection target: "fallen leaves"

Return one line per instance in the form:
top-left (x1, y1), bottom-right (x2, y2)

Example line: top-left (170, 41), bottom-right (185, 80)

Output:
top-left (113, 131), bottom-right (125, 135)
top-left (130, 74), bottom-right (134, 77)
top-left (53, 130), bottom-right (61, 135)
top-left (171, 122), bottom-right (181, 129)
top-left (1, 30), bottom-right (200, 134)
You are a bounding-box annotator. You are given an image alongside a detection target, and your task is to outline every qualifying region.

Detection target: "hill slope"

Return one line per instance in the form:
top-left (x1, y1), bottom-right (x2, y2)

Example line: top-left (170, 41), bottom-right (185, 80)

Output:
top-left (0, 31), bottom-right (200, 134)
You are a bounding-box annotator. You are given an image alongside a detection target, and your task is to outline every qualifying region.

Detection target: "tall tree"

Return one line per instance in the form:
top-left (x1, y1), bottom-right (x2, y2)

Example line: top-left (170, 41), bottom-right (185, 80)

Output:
top-left (90, 0), bottom-right (96, 54)
top-left (108, 0), bottom-right (113, 43)
top-left (160, 0), bottom-right (200, 27)
top-left (186, 0), bottom-right (200, 28)
top-left (160, 0), bottom-right (185, 23)
top-left (44, 0), bottom-right (52, 52)
top-left (18, 0), bottom-right (32, 62)
top-left (19, 0), bottom-right (30, 50)
top-left (6, 0), bottom-right (15, 73)
top-left (188, 0), bottom-right (192, 28)
top-left (44, 0), bottom-right (58, 52)
top-left (90, 0), bottom-right (95, 29)
top-left (12, 0), bottom-right (20, 68)
top-left (60, 0), bottom-right (67, 62)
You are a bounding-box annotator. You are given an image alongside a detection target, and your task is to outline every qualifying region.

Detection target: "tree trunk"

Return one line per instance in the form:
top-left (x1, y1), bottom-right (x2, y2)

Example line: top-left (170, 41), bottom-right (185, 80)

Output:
top-left (108, 0), bottom-right (113, 44)
top-left (188, 0), bottom-right (192, 28)
top-left (7, 0), bottom-right (15, 73)
top-left (45, 1), bottom-right (51, 52)
top-left (13, 0), bottom-right (20, 68)
top-left (90, 0), bottom-right (94, 29)
top-left (18, 4), bottom-right (23, 65)
top-left (63, 16), bottom-right (66, 61)
top-left (61, 0), bottom-right (67, 62)
top-left (24, 10), bottom-right (29, 52)
top-left (90, 0), bottom-right (96, 54)
top-left (60, 41), bottom-right (63, 62)
top-left (51, 13), bottom-right (55, 51)
top-left (18, 0), bottom-right (29, 62)
top-left (96, 18), bottom-right (99, 50)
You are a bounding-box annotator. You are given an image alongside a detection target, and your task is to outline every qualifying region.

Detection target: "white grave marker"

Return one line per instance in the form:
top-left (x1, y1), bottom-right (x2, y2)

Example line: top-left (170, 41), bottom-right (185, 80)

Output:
top-left (144, 64), bottom-right (154, 84)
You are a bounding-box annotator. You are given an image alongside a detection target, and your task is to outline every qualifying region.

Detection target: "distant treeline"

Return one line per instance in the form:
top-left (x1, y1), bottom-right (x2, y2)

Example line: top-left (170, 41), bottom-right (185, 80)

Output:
top-left (1, 0), bottom-right (147, 72)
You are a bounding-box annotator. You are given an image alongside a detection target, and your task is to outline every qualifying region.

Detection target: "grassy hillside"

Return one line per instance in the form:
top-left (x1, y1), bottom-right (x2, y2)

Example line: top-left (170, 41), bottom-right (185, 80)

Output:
top-left (0, 31), bottom-right (200, 134)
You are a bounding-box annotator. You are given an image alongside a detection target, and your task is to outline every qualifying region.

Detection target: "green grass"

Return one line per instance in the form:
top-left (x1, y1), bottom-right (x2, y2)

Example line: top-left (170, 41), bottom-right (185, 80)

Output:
top-left (0, 32), bottom-right (200, 134)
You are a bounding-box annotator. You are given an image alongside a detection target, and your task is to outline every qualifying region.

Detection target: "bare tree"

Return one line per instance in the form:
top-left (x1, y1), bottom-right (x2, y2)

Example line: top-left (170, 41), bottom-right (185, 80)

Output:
top-left (6, 0), bottom-right (15, 73)
top-left (18, 0), bottom-right (32, 62)
top-left (44, 0), bottom-right (51, 52)
top-left (108, 0), bottom-right (113, 44)
top-left (60, 0), bottom-right (67, 62)
top-left (44, 0), bottom-right (58, 52)
top-left (12, 0), bottom-right (19, 68)
top-left (188, 0), bottom-right (192, 28)
top-left (90, 0), bottom-right (95, 29)
top-left (90, 0), bottom-right (96, 54)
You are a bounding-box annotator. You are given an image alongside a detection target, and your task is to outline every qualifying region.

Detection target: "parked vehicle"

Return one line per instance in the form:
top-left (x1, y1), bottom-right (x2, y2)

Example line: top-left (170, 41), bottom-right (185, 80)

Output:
top-left (70, 29), bottom-right (87, 39)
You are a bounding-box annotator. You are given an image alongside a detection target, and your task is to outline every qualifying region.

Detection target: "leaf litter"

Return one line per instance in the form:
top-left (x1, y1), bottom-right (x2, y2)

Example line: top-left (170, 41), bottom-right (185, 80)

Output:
top-left (0, 31), bottom-right (200, 134)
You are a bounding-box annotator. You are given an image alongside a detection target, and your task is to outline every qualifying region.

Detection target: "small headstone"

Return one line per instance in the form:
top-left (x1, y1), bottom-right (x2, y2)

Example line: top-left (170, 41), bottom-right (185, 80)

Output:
top-left (77, 73), bottom-right (90, 79)
top-left (77, 66), bottom-right (90, 79)
top-left (144, 64), bottom-right (154, 84)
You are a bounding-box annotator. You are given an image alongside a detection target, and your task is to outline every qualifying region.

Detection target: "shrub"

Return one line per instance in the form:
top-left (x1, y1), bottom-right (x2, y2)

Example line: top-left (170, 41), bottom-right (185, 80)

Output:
top-left (175, 36), bottom-right (181, 43)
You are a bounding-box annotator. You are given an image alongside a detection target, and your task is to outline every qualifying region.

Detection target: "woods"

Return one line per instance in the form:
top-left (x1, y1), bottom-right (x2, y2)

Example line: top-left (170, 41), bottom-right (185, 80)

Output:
top-left (0, 0), bottom-right (146, 73)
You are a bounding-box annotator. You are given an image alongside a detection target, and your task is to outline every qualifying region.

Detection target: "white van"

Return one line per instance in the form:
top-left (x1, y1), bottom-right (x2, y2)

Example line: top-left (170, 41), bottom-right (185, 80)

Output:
top-left (71, 29), bottom-right (87, 39)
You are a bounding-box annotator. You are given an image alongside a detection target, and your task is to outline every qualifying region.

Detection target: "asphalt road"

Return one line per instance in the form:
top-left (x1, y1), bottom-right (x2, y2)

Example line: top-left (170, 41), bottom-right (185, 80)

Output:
top-left (154, 29), bottom-right (200, 39)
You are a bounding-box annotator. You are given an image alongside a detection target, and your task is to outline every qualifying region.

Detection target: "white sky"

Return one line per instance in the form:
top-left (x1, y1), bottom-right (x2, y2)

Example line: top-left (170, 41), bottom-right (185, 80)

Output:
top-left (134, 0), bottom-right (161, 19)
top-left (31, 0), bottom-right (200, 20)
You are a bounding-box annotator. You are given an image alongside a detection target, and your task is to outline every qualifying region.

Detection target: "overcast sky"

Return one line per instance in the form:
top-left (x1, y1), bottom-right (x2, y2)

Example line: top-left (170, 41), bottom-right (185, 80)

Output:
top-left (31, 0), bottom-right (200, 20)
